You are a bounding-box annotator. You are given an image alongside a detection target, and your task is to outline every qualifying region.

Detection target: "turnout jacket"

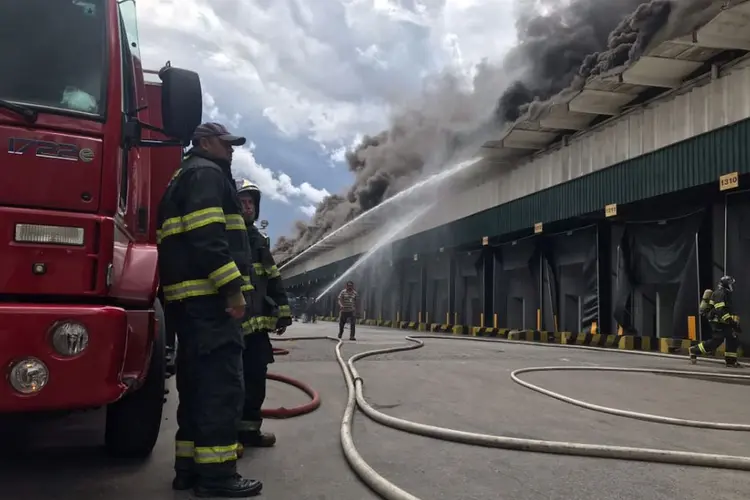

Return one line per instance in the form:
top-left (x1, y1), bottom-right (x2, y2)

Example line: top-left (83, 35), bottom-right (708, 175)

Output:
top-left (708, 287), bottom-right (737, 328)
top-left (157, 150), bottom-right (254, 305)
top-left (241, 224), bottom-right (291, 334)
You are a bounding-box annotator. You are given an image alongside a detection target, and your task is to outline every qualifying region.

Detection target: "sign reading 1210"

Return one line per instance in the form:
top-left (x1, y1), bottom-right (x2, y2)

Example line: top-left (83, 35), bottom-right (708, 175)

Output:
top-left (7, 137), bottom-right (94, 163)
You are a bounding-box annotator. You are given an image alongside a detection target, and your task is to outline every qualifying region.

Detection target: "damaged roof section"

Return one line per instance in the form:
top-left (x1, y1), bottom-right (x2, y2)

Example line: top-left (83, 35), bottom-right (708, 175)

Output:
top-left (479, 0), bottom-right (750, 166)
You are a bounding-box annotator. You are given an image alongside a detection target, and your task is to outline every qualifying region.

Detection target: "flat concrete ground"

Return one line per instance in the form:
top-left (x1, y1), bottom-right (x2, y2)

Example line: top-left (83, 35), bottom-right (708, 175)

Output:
top-left (1, 322), bottom-right (749, 500)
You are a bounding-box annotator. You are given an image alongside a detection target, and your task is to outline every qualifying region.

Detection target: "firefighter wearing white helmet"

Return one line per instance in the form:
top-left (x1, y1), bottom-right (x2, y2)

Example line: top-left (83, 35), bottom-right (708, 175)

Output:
top-left (235, 179), bottom-right (292, 449)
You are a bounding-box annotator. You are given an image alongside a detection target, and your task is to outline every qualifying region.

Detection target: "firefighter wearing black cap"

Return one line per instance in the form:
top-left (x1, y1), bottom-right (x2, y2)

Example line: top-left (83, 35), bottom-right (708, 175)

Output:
top-left (157, 122), bottom-right (263, 497)
top-left (690, 275), bottom-right (743, 368)
top-left (235, 179), bottom-right (293, 451)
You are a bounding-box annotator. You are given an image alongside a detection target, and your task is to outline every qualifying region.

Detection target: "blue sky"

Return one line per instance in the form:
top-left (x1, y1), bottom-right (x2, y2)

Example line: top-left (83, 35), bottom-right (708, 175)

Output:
top-left (136, 0), bottom-right (516, 241)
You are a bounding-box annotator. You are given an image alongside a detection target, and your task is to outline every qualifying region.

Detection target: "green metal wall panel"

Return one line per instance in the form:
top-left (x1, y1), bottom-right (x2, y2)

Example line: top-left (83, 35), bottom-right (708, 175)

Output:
top-left (395, 206), bottom-right (498, 259)
top-left (285, 117), bottom-right (750, 282)
top-left (496, 117), bottom-right (750, 235)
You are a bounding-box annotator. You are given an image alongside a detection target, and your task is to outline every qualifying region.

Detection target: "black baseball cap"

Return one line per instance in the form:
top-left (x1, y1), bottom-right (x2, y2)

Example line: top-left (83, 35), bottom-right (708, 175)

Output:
top-left (192, 122), bottom-right (246, 146)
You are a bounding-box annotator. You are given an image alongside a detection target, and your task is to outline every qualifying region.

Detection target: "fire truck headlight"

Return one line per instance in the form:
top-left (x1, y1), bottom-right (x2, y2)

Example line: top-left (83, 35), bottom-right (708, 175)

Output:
top-left (8, 358), bottom-right (49, 394)
top-left (50, 321), bottom-right (89, 356)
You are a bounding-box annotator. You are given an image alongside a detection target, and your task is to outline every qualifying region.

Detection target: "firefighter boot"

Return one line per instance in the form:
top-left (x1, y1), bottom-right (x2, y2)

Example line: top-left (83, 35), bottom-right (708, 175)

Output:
top-left (193, 475), bottom-right (263, 498)
top-left (239, 430), bottom-right (277, 448)
top-left (688, 346), bottom-right (698, 365)
top-left (725, 355), bottom-right (743, 368)
top-left (172, 471), bottom-right (196, 491)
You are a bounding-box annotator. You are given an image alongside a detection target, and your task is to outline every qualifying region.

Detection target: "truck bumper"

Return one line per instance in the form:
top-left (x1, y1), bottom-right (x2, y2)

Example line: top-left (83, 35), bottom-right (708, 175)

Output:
top-left (0, 304), bottom-right (134, 413)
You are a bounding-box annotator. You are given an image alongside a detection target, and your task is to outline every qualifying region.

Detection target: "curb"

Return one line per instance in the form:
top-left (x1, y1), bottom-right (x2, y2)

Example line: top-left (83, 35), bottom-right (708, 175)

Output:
top-left (311, 317), bottom-right (741, 358)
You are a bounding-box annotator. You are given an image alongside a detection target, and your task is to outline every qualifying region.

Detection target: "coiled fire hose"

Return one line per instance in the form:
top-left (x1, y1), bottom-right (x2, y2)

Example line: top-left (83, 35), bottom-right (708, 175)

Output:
top-left (260, 347), bottom-right (321, 419)
top-left (273, 334), bottom-right (750, 500)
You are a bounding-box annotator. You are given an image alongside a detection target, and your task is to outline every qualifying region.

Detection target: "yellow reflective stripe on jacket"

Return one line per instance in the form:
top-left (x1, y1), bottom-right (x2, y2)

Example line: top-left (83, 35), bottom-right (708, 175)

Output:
top-left (251, 263), bottom-right (280, 278)
top-left (208, 262), bottom-right (242, 289)
top-left (183, 207), bottom-right (226, 232)
top-left (726, 351), bottom-right (738, 357)
top-left (175, 440), bottom-right (194, 458)
top-left (225, 214), bottom-right (247, 231)
top-left (278, 305), bottom-right (291, 318)
top-left (158, 217), bottom-right (184, 242)
top-left (241, 275), bottom-right (254, 292)
top-left (266, 264), bottom-right (280, 278)
top-left (156, 207), bottom-right (227, 243)
top-left (714, 302), bottom-right (725, 308)
top-left (241, 318), bottom-right (252, 333)
top-left (163, 279), bottom-right (218, 301)
top-left (241, 316), bottom-right (277, 334)
top-left (194, 443), bottom-right (239, 464)
top-left (721, 313), bottom-right (732, 321)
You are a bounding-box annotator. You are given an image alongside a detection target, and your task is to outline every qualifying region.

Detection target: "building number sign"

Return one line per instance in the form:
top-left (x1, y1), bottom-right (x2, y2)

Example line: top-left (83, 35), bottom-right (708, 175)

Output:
top-left (720, 172), bottom-right (739, 191)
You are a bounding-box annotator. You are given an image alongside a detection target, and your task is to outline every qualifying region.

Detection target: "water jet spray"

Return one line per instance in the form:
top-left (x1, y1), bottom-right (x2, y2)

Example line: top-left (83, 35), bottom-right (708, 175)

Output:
top-left (315, 203), bottom-right (433, 301)
top-left (280, 157), bottom-right (482, 271)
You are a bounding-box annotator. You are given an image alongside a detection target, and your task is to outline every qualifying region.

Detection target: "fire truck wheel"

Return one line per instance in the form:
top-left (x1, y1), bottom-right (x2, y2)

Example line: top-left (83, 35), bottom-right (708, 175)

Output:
top-left (104, 299), bottom-right (167, 459)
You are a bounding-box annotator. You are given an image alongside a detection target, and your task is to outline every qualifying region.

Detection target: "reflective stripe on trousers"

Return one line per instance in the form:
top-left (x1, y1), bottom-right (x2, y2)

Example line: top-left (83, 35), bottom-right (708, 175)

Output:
top-left (176, 440), bottom-right (195, 458)
top-left (182, 443), bottom-right (239, 464)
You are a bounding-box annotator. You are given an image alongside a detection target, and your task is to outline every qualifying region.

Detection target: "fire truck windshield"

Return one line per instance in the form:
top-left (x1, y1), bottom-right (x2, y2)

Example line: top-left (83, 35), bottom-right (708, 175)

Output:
top-left (0, 0), bottom-right (108, 118)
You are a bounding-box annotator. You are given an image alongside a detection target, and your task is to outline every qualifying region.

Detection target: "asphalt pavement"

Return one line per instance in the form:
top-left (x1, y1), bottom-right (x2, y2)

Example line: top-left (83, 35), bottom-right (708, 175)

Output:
top-left (1, 322), bottom-right (748, 500)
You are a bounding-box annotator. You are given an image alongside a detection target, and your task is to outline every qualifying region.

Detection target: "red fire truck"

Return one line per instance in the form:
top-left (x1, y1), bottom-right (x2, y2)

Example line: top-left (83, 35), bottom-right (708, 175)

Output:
top-left (0, 0), bottom-right (202, 458)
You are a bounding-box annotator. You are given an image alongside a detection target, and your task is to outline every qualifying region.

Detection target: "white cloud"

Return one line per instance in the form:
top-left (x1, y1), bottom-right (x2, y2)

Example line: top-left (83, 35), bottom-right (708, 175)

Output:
top-left (203, 91), bottom-right (241, 129)
top-left (329, 146), bottom-right (348, 164)
top-left (300, 205), bottom-right (317, 217)
top-left (135, 0), bottom-right (517, 150)
top-left (321, 132), bottom-right (364, 166)
top-left (232, 144), bottom-right (329, 207)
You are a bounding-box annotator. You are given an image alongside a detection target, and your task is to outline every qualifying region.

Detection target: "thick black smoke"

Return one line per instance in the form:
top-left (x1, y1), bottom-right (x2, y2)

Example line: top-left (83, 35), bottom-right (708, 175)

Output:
top-left (275, 0), bottom-right (718, 261)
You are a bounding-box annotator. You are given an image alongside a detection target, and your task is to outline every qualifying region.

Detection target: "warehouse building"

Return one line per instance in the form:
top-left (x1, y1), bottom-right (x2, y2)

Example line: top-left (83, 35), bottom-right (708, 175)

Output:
top-left (280, 2), bottom-right (750, 352)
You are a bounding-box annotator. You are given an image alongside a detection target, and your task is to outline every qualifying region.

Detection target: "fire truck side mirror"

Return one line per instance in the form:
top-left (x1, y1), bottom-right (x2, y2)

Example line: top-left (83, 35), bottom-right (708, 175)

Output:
top-left (159, 65), bottom-right (203, 144)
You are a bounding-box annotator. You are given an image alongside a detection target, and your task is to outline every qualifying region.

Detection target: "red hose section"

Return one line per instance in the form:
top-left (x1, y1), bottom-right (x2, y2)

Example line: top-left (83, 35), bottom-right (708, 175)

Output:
top-left (260, 347), bottom-right (320, 419)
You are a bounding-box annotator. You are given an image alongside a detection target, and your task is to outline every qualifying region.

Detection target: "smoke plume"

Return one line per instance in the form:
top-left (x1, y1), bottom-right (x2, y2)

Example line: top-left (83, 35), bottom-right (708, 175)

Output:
top-left (275, 0), bottom-right (720, 262)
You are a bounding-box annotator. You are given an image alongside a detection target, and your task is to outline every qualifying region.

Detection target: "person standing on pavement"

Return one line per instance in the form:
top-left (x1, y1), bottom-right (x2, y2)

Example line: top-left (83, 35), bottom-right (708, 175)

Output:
top-left (338, 281), bottom-right (358, 341)
top-left (235, 179), bottom-right (293, 451)
top-left (306, 297), bottom-right (318, 323)
top-left (157, 122), bottom-right (262, 498)
top-left (690, 275), bottom-right (743, 367)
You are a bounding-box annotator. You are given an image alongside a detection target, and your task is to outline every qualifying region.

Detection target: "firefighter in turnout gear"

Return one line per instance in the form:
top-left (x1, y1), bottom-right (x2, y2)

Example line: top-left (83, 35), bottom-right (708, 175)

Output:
top-left (236, 179), bottom-right (293, 451)
top-left (690, 275), bottom-right (743, 368)
top-left (157, 123), bottom-right (263, 497)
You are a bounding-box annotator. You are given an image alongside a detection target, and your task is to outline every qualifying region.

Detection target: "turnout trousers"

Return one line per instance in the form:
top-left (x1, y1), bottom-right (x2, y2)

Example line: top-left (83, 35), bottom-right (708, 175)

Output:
top-left (171, 298), bottom-right (245, 479)
top-left (239, 331), bottom-right (275, 439)
top-left (691, 324), bottom-right (739, 365)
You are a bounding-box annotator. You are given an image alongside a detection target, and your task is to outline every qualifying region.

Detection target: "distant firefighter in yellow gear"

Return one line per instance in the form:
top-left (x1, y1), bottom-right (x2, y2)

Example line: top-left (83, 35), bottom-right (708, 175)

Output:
top-left (690, 275), bottom-right (742, 368)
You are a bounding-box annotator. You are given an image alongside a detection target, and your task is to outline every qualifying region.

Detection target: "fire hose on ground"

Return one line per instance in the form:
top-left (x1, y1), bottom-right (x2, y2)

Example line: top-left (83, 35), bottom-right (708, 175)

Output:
top-left (272, 334), bottom-right (750, 500)
top-left (260, 347), bottom-right (321, 419)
